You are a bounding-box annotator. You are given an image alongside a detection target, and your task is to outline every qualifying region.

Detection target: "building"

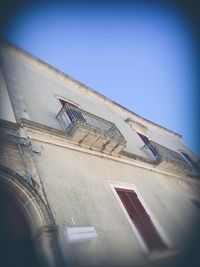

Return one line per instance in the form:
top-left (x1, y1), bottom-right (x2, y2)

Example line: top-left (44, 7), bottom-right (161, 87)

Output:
top-left (0, 43), bottom-right (200, 267)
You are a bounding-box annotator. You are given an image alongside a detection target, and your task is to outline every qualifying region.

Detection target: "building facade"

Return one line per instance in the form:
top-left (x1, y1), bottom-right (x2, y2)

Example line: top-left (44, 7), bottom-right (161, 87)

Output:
top-left (0, 43), bottom-right (200, 267)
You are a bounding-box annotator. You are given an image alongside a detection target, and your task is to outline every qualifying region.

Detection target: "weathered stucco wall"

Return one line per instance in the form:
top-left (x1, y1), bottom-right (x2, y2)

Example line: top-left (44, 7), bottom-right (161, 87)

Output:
top-left (33, 139), bottom-right (200, 267)
top-left (1, 44), bottom-right (200, 267)
top-left (0, 70), bottom-right (16, 122)
top-left (1, 45), bottom-right (196, 162)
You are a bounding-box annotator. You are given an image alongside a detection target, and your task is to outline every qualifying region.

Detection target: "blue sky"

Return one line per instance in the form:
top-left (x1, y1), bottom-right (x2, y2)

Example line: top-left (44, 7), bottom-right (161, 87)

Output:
top-left (4, 1), bottom-right (200, 156)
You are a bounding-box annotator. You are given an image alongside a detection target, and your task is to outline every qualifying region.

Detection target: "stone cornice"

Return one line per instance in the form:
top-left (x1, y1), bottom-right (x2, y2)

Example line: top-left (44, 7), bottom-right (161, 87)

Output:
top-left (17, 118), bottom-right (194, 181)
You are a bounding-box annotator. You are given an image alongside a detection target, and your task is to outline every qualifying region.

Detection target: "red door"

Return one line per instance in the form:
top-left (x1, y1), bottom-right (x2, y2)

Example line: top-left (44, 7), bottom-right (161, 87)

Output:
top-left (115, 188), bottom-right (167, 251)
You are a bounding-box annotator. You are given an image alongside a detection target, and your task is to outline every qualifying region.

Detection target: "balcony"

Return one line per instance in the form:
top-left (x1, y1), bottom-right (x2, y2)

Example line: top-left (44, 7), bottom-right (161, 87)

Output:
top-left (141, 141), bottom-right (192, 175)
top-left (57, 103), bottom-right (127, 154)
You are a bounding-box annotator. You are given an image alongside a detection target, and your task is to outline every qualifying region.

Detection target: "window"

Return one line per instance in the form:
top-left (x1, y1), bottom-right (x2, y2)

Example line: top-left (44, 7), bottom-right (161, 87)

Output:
top-left (137, 132), bottom-right (149, 144)
top-left (191, 198), bottom-right (200, 210)
top-left (181, 152), bottom-right (199, 170)
top-left (114, 187), bottom-right (168, 252)
top-left (58, 98), bottom-right (86, 124)
top-left (137, 133), bottom-right (159, 157)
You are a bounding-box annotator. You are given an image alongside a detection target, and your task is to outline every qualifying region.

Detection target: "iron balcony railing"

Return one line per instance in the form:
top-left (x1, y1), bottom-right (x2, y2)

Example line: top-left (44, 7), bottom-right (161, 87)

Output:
top-left (57, 103), bottom-right (125, 140)
top-left (141, 141), bottom-right (189, 166)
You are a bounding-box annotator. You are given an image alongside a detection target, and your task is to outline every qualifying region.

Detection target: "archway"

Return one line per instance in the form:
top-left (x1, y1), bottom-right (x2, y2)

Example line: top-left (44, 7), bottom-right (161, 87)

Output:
top-left (0, 189), bottom-right (42, 267)
top-left (0, 165), bottom-right (59, 267)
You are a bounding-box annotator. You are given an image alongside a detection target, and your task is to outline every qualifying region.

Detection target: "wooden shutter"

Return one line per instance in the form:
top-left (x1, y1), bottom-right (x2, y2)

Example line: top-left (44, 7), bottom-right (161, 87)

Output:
top-left (115, 188), bottom-right (167, 251)
top-left (137, 133), bottom-right (149, 144)
top-left (137, 132), bottom-right (158, 157)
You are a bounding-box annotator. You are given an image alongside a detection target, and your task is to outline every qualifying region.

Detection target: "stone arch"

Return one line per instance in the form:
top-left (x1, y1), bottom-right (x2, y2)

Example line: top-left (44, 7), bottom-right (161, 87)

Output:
top-left (0, 164), bottom-right (61, 267)
top-left (0, 164), bottom-right (53, 228)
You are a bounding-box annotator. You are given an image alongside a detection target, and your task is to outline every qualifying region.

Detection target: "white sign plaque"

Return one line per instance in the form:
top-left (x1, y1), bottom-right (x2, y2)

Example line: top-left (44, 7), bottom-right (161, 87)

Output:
top-left (66, 227), bottom-right (97, 242)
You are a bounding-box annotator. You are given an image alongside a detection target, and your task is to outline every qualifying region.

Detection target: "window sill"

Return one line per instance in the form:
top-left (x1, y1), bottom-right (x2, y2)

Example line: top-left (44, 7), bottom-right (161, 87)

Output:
top-left (147, 248), bottom-right (178, 261)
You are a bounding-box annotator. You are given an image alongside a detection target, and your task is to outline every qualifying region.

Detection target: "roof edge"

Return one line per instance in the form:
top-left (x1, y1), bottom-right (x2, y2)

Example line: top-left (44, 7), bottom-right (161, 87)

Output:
top-left (1, 40), bottom-right (182, 139)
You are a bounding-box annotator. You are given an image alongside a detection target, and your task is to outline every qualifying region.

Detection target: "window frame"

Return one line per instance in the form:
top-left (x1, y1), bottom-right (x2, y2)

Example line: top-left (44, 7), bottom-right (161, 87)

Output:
top-left (180, 151), bottom-right (199, 170)
top-left (109, 181), bottom-right (172, 254)
top-left (137, 132), bottom-right (159, 158)
top-left (56, 95), bottom-right (84, 125)
top-left (56, 95), bottom-right (80, 109)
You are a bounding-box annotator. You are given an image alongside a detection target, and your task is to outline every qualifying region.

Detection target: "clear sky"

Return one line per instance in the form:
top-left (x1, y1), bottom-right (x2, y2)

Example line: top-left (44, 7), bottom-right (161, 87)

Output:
top-left (4, 1), bottom-right (200, 156)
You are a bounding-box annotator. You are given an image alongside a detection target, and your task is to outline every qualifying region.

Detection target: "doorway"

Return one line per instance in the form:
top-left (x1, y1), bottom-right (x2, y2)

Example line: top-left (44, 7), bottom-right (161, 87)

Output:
top-left (0, 188), bottom-right (42, 267)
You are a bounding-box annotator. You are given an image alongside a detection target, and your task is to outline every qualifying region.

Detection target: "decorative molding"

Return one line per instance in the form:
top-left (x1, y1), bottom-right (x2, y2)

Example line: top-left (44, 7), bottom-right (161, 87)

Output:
top-left (17, 118), bottom-right (190, 179)
top-left (34, 224), bottom-right (59, 240)
top-left (0, 164), bottom-right (55, 227)
top-left (125, 118), bottom-right (148, 135)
